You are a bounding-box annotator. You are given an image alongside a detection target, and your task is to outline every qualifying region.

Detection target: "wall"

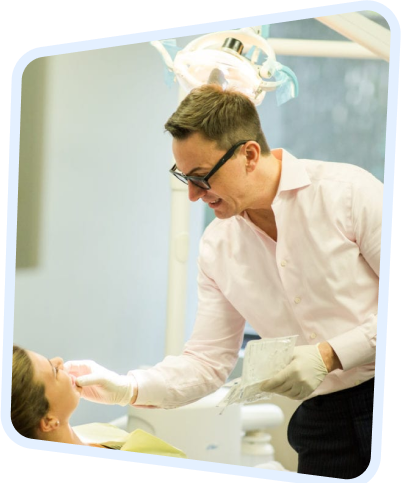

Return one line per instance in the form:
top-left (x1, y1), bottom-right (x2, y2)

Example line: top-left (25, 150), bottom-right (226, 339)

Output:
top-left (14, 41), bottom-right (204, 426)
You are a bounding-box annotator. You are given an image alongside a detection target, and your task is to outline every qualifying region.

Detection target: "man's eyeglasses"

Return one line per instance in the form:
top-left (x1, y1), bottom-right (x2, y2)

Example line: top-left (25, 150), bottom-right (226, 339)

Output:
top-left (169, 140), bottom-right (251, 190)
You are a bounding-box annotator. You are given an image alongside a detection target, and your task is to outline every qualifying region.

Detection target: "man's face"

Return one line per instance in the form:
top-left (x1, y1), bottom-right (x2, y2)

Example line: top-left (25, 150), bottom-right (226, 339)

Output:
top-left (172, 132), bottom-right (249, 219)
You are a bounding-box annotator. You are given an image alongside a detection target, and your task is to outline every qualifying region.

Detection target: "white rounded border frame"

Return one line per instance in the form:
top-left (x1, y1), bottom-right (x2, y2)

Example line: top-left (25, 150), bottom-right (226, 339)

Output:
top-left (1, 1), bottom-right (400, 483)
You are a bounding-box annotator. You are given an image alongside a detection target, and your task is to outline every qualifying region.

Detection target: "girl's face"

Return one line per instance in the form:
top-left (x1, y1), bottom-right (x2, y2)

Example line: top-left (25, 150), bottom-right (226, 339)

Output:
top-left (28, 350), bottom-right (81, 424)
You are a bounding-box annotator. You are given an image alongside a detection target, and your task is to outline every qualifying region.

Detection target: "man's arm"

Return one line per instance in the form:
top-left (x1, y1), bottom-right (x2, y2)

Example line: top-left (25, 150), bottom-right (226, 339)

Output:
top-left (318, 341), bottom-right (342, 372)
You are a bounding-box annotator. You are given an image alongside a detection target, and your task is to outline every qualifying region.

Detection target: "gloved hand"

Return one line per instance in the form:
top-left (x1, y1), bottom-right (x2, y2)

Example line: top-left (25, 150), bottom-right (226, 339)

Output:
top-left (64, 360), bottom-right (137, 406)
top-left (261, 345), bottom-right (328, 400)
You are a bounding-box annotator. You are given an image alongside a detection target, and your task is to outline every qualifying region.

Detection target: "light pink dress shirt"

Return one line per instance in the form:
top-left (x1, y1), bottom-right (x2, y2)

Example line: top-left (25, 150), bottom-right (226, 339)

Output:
top-left (132, 149), bottom-right (382, 408)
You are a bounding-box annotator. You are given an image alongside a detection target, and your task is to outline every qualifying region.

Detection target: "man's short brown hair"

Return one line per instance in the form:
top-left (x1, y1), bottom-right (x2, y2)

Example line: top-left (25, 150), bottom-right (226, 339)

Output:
top-left (164, 84), bottom-right (270, 155)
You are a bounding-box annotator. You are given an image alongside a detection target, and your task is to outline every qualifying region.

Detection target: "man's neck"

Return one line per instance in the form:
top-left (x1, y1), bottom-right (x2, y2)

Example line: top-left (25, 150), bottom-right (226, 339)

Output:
top-left (245, 150), bottom-right (282, 240)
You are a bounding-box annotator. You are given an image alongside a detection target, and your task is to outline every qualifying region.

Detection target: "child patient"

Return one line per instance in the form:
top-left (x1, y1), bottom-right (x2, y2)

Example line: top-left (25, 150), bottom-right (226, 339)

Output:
top-left (11, 345), bottom-right (185, 456)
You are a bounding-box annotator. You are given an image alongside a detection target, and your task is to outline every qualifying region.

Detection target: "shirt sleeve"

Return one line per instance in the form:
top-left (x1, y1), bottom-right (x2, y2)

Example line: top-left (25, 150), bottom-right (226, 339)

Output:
top-left (130, 259), bottom-right (246, 408)
top-left (328, 170), bottom-right (383, 370)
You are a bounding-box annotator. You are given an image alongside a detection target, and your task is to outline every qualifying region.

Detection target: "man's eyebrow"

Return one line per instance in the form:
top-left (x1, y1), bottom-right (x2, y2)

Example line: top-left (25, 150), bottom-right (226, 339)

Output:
top-left (177, 161), bottom-right (212, 177)
top-left (185, 167), bottom-right (206, 176)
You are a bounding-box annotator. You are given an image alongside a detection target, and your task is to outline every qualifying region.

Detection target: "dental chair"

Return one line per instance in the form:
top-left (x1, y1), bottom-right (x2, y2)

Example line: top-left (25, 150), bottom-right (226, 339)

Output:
top-left (109, 387), bottom-right (287, 469)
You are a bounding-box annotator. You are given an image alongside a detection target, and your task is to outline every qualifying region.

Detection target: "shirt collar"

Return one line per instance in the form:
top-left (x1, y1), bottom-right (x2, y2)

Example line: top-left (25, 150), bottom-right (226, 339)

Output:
top-left (273, 148), bottom-right (311, 196)
top-left (239, 149), bottom-right (311, 222)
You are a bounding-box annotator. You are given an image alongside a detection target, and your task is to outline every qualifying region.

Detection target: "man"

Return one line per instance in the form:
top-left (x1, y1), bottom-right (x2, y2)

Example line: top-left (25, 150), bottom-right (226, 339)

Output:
top-left (67, 84), bottom-right (381, 478)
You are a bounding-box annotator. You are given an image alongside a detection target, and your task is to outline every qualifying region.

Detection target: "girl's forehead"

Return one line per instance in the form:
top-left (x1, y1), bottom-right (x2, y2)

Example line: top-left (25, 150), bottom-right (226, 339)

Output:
top-left (27, 350), bottom-right (52, 377)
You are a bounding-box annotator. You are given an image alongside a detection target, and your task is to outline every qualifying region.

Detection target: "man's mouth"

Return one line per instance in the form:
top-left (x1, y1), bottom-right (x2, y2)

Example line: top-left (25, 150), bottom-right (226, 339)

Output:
top-left (206, 198), bottom-right (222, 208)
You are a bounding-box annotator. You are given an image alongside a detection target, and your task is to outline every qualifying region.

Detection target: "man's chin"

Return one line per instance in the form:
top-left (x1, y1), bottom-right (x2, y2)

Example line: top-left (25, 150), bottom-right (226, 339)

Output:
top-left (214, 211), bottom-right (232, 220)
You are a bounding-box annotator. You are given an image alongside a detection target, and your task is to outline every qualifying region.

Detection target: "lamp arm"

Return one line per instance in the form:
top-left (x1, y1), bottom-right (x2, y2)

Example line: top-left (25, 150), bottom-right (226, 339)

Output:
top-left (150, 40), bottom-right (174, 70)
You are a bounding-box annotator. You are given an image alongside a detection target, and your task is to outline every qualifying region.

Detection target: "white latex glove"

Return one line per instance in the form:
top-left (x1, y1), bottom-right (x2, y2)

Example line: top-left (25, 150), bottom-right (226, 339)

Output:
top-left (261, 345), bottom-right (328, 400)
top-left (64, 360), bottom-right (137, 406)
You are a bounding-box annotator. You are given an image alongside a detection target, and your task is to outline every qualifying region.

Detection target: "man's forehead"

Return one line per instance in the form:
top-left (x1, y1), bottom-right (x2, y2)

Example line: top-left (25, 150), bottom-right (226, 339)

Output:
top-left (172, 135), bottom-right (220, 173)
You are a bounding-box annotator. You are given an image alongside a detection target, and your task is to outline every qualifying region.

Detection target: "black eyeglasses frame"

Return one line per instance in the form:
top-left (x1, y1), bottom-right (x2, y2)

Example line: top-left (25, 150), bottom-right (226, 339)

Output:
top-left (169, 139), bottom-right (251, 190)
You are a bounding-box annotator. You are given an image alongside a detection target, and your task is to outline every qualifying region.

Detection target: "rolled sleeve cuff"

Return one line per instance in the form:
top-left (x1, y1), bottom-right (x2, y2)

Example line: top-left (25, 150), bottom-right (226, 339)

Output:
top-left (328, 320), bottom-right (376, 371)
top-left (128, 369), bottom-right (167, 407)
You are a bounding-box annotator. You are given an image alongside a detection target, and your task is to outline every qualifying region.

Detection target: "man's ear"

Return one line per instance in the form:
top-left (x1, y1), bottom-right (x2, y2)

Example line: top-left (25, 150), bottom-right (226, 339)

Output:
top-left (39, 415), bottom-right (60, 433)
top-left (245, 141), bottom-right (260, 172)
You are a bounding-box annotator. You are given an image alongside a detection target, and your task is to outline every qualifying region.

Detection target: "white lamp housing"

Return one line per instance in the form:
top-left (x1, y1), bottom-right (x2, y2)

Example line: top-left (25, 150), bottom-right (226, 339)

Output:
top-left (151, 27), bottom-right (288, 106)
top-left (173, 45), bottom-right (272, 106)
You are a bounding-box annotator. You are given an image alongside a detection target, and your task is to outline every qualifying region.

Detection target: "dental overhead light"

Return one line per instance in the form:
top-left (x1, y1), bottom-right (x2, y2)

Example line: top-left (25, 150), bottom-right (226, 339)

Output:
top-left (151, 27), bottom-right (299, 106)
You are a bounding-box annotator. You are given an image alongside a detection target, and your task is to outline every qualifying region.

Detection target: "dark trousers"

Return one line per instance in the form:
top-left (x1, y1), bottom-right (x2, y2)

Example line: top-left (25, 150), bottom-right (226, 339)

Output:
top-left (287, 378), bottom-right (374, 479)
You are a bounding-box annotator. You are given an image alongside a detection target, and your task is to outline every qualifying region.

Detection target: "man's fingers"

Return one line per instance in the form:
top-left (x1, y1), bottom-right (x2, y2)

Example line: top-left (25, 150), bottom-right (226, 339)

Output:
top-left (76, 374), bottom-right (105, 387)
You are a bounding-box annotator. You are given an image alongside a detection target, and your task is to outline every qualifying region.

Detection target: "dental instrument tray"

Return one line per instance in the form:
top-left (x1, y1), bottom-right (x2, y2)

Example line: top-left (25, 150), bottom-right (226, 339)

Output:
top-left (218, 335), bottom-right (298, 413)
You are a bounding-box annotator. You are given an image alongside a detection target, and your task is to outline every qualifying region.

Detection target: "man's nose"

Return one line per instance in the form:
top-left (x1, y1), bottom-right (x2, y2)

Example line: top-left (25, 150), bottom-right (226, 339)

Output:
top-left (188, 181), bottom-right (207, 202)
